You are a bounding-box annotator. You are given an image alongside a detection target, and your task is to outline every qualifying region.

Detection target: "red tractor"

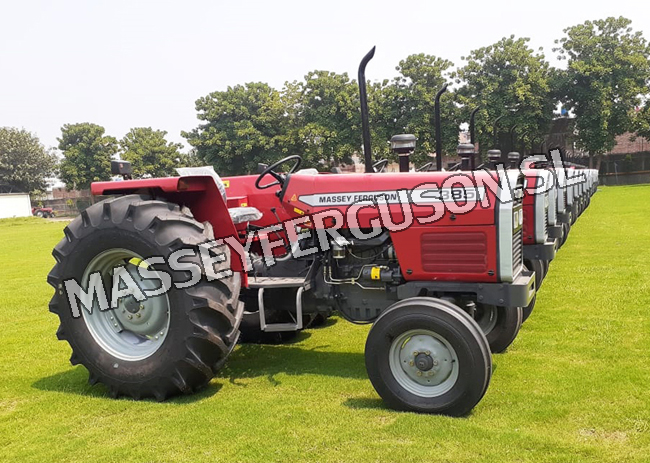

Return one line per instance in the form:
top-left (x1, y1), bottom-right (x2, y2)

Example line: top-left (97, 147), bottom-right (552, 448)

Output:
top-left (33, 206), bottom-right (55, 218)
top-left (48, 48), bottom-right (535, 416)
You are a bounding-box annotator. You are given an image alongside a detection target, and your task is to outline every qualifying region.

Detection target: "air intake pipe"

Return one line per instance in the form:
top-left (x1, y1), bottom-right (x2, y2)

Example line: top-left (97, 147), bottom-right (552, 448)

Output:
top-left (390, 134), bottom-right (417, 172)
top-left (508, 152), bottom-right (521, 169)
top-left (457, 143), bottom-right (475, 170)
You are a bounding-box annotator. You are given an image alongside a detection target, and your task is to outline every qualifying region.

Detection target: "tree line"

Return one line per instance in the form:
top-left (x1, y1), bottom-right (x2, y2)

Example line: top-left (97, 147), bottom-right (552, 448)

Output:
top-left (0, 125), bottom-right (197, 193)
top-left (184, 17), bottom-right (650, 174)
top-left (2, 16), bottom-right (649, 194)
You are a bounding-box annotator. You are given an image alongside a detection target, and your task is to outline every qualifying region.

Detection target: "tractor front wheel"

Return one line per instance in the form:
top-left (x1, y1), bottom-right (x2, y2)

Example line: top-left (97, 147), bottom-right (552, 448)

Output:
top-left (522, 293), bottom-right (537, 323)
top-left (474, 304), bottom-right (523, 353)
top-left (365, 297), bottom-right (491, 416)
top-left (560, 221), bottom-right (571, 247)
top-left (525, 258), bottom-right (545, 291)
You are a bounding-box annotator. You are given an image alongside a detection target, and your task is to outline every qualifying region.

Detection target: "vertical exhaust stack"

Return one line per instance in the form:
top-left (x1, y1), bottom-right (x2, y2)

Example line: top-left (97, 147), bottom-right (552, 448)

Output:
top-left (390, 134), bottom-right (417, 172)
top-left (434, 84), bottom-right (449, 171)
top-left (509, 124), bottom-right (518, 155)
top-left (519, 130), bottom-right (529, 157)
top-left (358, 47), bottom-right (376, 173)
top-left (469, 107), bottom-right (479, 170)
top-left (492, 115), bottom-right (505, 165)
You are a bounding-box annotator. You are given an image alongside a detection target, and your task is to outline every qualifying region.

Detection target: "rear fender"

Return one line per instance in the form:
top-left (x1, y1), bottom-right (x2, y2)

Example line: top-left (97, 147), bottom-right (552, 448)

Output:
top-left (91, 177), bottom-right (245, 273)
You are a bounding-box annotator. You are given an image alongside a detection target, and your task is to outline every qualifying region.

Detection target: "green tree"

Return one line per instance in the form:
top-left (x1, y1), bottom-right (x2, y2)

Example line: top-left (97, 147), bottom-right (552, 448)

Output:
top-left (182, 83), bottom-right (288, 176)
top-left (455, 36), bottom-right (555, 158)
top-left (378, 54), bottom-right (459, 167)
top-left (291, 71), bottom-right (361, 168)
top-left (0, 127), bottom-right (58, 193)
top-left (58, 123), bottom-right (117, 190)
top-left (177, 148), bottom-right (202, 169)
top-left (120, 127), bottom-right (184, 177)
top-left (633, 103), bottom-right (650, 141)
top-left (554, 16), bottom-right (650, 168)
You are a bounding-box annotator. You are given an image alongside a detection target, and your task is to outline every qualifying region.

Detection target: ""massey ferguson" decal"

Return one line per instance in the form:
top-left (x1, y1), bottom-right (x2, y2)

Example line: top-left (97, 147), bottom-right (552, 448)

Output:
top-left (298, 187), bottom-right (487, 207)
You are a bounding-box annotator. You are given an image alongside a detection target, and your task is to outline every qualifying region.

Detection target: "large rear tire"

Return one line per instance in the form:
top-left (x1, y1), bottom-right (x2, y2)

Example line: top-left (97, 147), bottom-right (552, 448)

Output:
top-left (47, 195), bottom-right (243, 400)
top-left (365, 297), bottom-right (491, 416)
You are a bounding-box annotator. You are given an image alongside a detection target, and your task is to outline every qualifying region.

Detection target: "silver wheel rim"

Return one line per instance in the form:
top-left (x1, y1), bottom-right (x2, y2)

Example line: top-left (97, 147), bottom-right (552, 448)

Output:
top-left (81, 248), bottom-right (171, 361)
top-left (388, 329), bottom-right (459, 398)
top-left (475, 305), bottom-right (498, 336)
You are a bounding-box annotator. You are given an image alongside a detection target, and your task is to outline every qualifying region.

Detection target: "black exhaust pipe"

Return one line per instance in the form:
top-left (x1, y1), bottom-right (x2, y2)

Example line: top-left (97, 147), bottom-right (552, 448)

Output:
top-left (492, 114), bottom-right (506, 165)
top-left (358, 46), bottom-right (376, 173)
top-left (519, 130), bottom-right (529, 157)
top-left (469, 107), bottom-right (479, 170)
top-left (434, 84), bottom-right (448, 171)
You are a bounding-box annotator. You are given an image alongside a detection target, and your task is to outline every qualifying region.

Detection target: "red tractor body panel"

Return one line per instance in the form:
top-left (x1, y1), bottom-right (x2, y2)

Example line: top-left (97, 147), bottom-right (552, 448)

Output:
top-left (91, 169), bottom-right (518, 285)
top-left (522, 172), bottom-right (538, 245)
top-left (92, 176), bottom-right (244, 272)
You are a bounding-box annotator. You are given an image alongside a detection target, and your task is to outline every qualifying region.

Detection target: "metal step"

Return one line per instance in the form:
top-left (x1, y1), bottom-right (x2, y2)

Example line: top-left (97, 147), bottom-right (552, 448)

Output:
top-left (257, 285), bottom-right (305, 332)
top-left (248, 276), bottom-right (307, 289)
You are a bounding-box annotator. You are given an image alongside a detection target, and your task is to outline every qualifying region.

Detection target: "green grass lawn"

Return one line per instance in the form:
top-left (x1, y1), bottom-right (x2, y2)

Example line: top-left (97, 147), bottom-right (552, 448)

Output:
top-left (1, 186), bottom-right (650, 463)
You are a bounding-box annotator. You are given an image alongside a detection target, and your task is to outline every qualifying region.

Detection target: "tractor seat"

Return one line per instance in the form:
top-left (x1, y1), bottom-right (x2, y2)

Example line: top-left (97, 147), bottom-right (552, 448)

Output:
top-left (228, 206), bottom-right (263, 225)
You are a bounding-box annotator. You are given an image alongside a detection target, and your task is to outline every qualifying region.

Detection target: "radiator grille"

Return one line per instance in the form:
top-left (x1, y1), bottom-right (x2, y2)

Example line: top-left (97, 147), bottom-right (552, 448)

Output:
top-left (513, 227), bottom-right (523, 271)
top-left (513, 184), bottom-right (524, 274)
top-left (421, 232), bottom-right (488, 274)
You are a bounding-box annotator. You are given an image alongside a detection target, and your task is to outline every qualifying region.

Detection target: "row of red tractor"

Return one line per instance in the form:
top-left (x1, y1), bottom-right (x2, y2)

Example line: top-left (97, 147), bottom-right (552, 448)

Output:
top-left (48, 48), bottom-right (598, 415)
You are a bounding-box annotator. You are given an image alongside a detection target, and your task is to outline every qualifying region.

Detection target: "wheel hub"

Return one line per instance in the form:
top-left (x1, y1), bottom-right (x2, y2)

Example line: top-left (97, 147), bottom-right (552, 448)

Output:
top-left (414, 352), bottom-right (434, 371)
top-left (81, 249), bottom-right (171, 361)
top-left (112, 265), bottom-right (168, 336)
top-left (395, 333), bottom-right (455, 388)
top-left (123, 297), bottom-right (141, 314)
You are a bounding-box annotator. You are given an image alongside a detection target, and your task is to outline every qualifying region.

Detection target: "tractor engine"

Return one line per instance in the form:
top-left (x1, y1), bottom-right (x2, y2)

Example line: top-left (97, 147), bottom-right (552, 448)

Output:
top-left (323, 230), bottom-right (401, 322)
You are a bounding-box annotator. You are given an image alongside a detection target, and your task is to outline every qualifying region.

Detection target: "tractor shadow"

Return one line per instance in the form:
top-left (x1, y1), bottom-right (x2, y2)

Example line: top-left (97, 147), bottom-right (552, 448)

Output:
top-left (342, 397), bottom-right (386, 410)
top-left (220, 342), bottom-right (367, 385)
top-left (33, 318), bottom-right (367, 402)
top-left (32, 367), bottom-right (221, 404)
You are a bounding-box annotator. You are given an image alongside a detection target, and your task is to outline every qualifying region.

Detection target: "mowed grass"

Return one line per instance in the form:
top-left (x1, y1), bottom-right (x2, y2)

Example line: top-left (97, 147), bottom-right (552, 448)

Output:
top-left (1, 186), bottom-right (650, 463)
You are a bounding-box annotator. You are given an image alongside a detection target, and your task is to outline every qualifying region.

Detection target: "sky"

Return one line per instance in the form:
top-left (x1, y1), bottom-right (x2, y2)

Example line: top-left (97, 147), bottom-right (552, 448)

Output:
top-left (1, 0), bottom-right (649, 152)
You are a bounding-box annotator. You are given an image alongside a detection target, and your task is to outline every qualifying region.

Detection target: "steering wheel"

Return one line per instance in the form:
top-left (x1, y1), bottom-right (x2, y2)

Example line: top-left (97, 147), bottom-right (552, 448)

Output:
top-left (373, 159), bottom-right (388, 173)
top-left (255, 155), bottom-right (302, 190)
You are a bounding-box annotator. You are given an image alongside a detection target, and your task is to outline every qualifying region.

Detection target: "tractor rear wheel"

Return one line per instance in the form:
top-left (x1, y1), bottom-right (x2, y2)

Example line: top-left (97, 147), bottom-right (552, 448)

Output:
top-left (474, 304), bottom-right (523, 353)
top-left (365, 297), bottom-right (491, 416)
top-left (47, 195), bottom-right (243, 400)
